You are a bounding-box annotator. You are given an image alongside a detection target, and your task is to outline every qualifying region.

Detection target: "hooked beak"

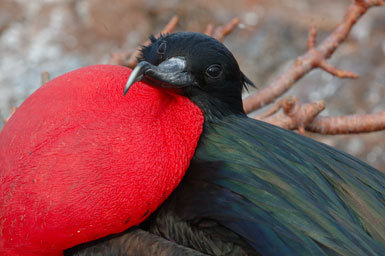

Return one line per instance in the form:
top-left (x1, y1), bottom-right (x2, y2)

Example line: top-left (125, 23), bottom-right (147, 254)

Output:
top-left (123, 57), bottom-right (196, 95)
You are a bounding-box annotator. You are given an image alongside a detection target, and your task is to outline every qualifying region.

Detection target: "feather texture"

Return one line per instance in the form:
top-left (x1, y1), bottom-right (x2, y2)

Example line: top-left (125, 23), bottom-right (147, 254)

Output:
top-left (153, 115), bottom-right (385, 255)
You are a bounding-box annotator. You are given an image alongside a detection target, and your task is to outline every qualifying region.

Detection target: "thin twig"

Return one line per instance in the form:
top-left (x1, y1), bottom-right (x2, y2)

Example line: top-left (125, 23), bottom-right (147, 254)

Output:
top-left (318, 60), bottom-right (359, 78)
top-left (126, 15), bottom-right (179, 68)
top-left (204, 24), bottom-right (214, 36)
top-left (108, 51), bottom-right (132, 66)
top-left (205, 18), bottom-right (240, 42)
top-left (3, 107), bottom-right (16, 124)
top-left (108, 16), bottom-right (179, 68)
top-left (108, 16), bottom-right (239, 68)
top-left (41, 72), bottom-right (51, 86)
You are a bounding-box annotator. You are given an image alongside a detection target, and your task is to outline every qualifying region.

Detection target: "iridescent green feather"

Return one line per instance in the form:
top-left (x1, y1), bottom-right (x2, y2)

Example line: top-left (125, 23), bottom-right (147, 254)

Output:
top-left (161, 116), bottom-right (385, 255)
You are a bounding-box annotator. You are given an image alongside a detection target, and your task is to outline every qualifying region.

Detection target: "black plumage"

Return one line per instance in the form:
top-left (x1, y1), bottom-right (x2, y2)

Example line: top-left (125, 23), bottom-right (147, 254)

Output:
top-left (71, 32), bottom-right (385, 255)
top-left (131, 32), bottom-right (385, 255)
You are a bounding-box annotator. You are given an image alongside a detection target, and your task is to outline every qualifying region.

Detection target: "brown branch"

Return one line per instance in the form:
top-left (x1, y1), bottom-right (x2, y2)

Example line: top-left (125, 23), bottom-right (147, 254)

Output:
top-left (306, 23), bottom-right (317, 49)
top-left (204, 24), bottom-right (214, 36)
top-left (319, 60), bottom-right (359, 78)
top-left (243, 0), bottom-right (384, 114)
top-left (108, 16), bottom-right (179, 68)
top-left (41, 71), bottom-right (50, 85)
top-left (126, 15), bottom-right (179, 68)
top-left (108, 16), bottom-right (239, 68)
top-left (307, 111), bottom-right (385, 134)
top-left (127, 15), bottom-right (179, 68)
top-left (255, 97), bottom-right (385, 134)
top-left (255, 96), bottom-right (325, 134)
top-left (3, 107), bottom-right (16, 124)
top-left (108, 51), bottom-right (133, 66)
top-left (306, 24), bottom-right (359, 78)
top-left (205, 18), bottom-right (240, 42)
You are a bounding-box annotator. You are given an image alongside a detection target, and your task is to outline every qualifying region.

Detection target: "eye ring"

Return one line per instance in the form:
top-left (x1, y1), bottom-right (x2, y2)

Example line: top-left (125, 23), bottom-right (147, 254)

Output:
top-left (205, 64), bottom-right (222, 78)
top-left (157, 42), bottom-right (166, 55)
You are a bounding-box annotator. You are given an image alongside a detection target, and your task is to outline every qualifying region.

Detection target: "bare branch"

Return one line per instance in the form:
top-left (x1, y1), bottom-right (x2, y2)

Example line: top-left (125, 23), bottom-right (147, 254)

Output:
top-left (204, 24), bottom-right (214, 36)
top-left (108, 16), bottom-right (240, 69)
top-left (255, 97), bottom-right (325, 134)
top-left (3, 107), bottom-right (16, 124)
top-left (108, 51), bottom-right (132, 66)
top-left (41, 72), bottom-right (51, 86)
top-left (319, 60), bottom-right (359, 78)
top-left (126, 15), bottom-right (179, 68)
top-left (205, 18), bottom-right (240, 42)
top-left (256, 97), bottom-right (385, 135)
top-left (160, 15), bottom-right (180, 35)
top-left (307, 111), bottom-right (385, 134)
top-left (306, 23), bottom-right (317, 50)
top-left (243, 0), bottom-right (383, 114)
top-left (108, 16), bottom-right (179, 68)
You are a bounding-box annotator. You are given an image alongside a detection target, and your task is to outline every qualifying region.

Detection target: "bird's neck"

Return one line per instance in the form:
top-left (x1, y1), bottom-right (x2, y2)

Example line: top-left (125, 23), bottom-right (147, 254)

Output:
top-left (189, 92), bottom-right (245, 123)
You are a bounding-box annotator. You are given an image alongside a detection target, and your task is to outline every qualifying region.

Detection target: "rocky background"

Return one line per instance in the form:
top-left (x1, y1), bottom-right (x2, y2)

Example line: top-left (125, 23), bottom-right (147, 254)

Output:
top-left (0, 0), bottom-right (384, 171)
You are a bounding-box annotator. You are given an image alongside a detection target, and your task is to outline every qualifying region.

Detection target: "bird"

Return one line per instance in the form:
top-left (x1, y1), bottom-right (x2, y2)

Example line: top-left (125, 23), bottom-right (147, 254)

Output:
top-left (116, 32), bottom-right (385, 255)
top-left (0, 65), bottom-right (203, 255)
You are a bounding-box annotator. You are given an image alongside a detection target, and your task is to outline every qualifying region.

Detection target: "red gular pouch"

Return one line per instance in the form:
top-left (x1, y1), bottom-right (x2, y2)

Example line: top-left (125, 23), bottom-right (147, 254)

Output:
top-left (0, 65), bottom-right (203, 256)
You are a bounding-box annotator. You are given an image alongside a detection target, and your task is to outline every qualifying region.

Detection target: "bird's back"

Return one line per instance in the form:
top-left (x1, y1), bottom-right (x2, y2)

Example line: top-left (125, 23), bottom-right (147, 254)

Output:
top-left (152, 115), bottom-right (385, 256)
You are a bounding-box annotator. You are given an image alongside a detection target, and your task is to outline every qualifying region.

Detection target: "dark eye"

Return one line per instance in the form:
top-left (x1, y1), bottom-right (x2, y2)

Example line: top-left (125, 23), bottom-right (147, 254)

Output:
top-left (157, 42), bottom-right (166, 55)
top-left (205, 64), bottom-right (222, 78)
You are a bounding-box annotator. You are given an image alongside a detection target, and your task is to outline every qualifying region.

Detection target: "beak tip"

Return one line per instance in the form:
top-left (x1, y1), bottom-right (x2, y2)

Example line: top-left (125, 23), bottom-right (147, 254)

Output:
top-left (123, 85), bottom-right (129, 96)
top-left (123, 62), bottom-right (147, 96)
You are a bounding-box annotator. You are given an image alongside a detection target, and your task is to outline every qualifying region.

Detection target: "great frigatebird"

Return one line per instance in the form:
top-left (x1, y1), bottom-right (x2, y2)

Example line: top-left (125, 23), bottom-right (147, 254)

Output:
top-left (70, 32), bottom-right (385, 255)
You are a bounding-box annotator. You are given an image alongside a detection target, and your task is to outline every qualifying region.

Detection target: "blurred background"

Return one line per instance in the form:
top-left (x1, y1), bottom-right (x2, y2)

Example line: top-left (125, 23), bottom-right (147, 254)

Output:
top-left (0, 0), bottom-right (384, 171)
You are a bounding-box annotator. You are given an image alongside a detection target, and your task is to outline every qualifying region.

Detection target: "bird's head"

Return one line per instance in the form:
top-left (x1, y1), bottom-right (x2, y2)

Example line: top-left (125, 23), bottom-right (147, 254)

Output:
top-left (124, 32), bottom-right (254, 122)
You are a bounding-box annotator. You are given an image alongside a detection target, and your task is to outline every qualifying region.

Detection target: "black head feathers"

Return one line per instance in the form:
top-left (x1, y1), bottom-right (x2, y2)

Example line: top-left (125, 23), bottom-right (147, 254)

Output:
top-left (127, 32), bottom-right (255, 121)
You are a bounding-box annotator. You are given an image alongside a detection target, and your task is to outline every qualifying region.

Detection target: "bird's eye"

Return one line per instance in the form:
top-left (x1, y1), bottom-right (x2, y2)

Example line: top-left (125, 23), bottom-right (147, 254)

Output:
top-left (205, 64), bottom-right (222, 78)
top-left (157, 42), bottom-right (166, 55)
